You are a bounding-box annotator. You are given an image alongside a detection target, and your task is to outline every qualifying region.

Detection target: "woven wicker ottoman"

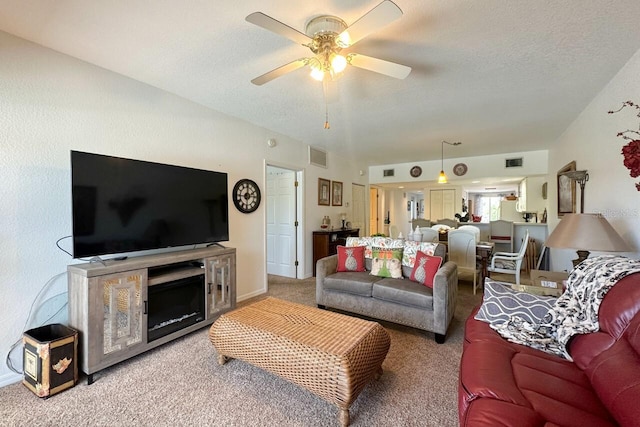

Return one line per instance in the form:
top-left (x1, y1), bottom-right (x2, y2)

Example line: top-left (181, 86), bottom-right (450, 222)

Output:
top-left (209, 297), bottom-right (391, 426)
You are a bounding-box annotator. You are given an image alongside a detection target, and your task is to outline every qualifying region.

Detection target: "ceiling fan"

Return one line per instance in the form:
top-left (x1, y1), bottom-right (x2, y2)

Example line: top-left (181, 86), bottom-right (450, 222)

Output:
top-left (246, 0), bottom-right (412, 85)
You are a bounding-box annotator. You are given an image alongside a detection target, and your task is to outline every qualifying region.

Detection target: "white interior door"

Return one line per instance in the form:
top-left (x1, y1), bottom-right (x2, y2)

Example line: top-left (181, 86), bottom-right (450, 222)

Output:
top-left (351, 183), bottom-right (366, 234)
top-left (442, 189), bottom-right (456, 218)
top-left (369, 187), bottom-right (379, 235)
top-left (430, 189), bottom-right (443, 220)
top-left (430, 189), bottom-right (456, 220)
top-left (266, 167), bottom-right (297, 278)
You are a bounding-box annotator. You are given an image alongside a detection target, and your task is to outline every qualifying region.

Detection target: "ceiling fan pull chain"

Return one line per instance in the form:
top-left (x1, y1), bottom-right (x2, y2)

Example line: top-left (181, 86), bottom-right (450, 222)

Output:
top-left (323, 80), bottom-right (330, 129)
top-left (324, 102), bottom-right (330, 129)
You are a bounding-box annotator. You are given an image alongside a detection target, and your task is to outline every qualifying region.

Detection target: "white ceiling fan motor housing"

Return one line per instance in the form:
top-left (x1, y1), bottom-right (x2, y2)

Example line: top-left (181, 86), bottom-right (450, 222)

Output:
top-left (305, 16), bottom-right (347, 37)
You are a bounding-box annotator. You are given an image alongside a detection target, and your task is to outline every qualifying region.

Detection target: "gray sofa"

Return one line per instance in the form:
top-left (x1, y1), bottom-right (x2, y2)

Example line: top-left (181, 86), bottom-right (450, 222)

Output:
top-left (316, 242), bottom-right (458, 343)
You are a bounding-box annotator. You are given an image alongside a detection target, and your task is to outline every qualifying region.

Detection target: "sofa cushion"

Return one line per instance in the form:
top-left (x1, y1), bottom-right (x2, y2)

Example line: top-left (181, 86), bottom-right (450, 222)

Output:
top-left (346, 237), bottom-right (441, 268)
top-left (372, 279), bottom-right (433, 310)
top-left (474, 280), bottom-right (556, 327)
top-left (464, 305), bottom-right (529, 351)
top-left (459, 339), bottom-right (616, 427)
top-left (569, 273), bottom-right (640, 369)
top-left (402, 241), bottom-right (439, 268)
top-left (370, 247), bottom-right (403, 278)
top-left (346, 236), bottom-right (403, 260)
top-left (409, 252), bottom-right (442, 288)
top-left (566, 273), bottom-right (640, 426)
top-left (323, 272), bottom-right (378, 297)
top-left (336, 245), bottom-right (365, 272)
top-left (585, 316), bottom-right (640, 427)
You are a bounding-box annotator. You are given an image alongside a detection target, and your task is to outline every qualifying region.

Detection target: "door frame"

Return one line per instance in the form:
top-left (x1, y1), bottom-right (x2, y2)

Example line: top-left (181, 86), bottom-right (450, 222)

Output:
top-left (264, 161), bottom-right (305, 282)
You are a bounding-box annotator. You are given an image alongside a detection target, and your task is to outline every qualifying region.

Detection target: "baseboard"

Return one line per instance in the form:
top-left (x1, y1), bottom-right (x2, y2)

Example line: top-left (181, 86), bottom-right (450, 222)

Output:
top-left (0, 372), bottom-right (22, 388)
top-left (238, 288), bottom-right (267, 302)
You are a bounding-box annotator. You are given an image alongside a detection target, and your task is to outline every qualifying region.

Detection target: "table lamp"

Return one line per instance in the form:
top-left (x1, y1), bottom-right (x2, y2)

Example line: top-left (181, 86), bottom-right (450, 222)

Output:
top-left (545, 213), bottom-right (631, 267)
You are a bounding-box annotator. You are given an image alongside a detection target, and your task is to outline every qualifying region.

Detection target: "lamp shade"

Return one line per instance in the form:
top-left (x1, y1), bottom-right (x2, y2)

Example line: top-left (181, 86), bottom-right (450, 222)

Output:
top-left (545, 213), bottom-right (631, 252)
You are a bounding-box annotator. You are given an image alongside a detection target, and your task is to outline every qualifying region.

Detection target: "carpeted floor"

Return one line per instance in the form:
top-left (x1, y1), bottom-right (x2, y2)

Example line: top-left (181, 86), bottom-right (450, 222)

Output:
top-left (0, 276), bottom-right (486, 427)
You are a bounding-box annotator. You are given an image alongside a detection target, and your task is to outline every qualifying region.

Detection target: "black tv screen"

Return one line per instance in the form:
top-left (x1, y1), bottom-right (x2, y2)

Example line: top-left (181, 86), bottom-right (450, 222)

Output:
top-left (71, 151), bottom-right (229, 258)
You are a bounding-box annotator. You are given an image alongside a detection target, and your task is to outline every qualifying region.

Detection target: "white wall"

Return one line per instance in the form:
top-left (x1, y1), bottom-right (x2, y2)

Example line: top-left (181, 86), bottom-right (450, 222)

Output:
top-left (547, 47), bottom-right (640, 271)
top-left (369, 150), bottom-right (549, 185)
top-left (0, 31), bottom-right (367, 385)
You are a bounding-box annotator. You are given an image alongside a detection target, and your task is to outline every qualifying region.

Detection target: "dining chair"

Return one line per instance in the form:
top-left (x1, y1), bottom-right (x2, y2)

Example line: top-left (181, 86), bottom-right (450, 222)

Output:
top-left (487, 230), bottom-right (530, 285)
top-left (431, 224), bottom-right (451, 231)
top-left (458, 225), bottom-right (480, 243)
top-left (448, 229), bottom-right (481, 294)
top-left (490, 220), bottom-right (514, 252)
top-left (418, 227), bottom-right (439, 242)
top-left (437, 218), bottom-right (458, 228)
top-left (411, 218), bottom-right (431, 229)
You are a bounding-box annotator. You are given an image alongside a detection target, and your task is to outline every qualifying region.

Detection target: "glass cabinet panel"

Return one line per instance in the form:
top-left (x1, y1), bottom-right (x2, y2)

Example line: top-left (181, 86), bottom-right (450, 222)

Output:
top-left (102, 270), bottom-right (146, 356)
top-left (206, 255), bottom-right (235, 316)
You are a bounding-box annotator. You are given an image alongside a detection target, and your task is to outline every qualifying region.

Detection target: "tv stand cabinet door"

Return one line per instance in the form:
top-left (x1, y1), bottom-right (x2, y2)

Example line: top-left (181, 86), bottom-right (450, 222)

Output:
top-left (205, 253), bottom-right (236, 318)
top-left (96, 270), bottom-right (147, 366)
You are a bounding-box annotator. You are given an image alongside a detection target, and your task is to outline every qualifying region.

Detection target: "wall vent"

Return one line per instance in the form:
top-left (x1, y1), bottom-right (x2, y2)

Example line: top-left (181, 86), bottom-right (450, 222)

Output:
top-left (383, 169), bottom-right (395, 177)
top-left (309, 146), bottom-right (327, 168)
top-left (505, 157), bottom-right (523, 168)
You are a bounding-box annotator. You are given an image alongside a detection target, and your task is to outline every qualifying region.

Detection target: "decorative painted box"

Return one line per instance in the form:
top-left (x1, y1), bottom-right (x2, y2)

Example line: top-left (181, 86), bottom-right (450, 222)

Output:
top-left (23, 324), bottom-right (78, 398)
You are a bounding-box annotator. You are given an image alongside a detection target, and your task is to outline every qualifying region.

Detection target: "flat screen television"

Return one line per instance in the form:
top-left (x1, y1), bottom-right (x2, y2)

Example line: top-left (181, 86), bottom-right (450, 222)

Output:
top-left (71, 150), bottom-right (229, 259)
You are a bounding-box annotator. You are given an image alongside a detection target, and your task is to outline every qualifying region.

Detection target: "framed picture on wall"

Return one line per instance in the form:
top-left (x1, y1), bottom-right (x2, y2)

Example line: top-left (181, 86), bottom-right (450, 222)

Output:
top-left (332, 181), bottom-right (343, 206)
top-left (557, 161), bottom-right (576, 217)
top-left (318, 178), bottom-right (330, 206)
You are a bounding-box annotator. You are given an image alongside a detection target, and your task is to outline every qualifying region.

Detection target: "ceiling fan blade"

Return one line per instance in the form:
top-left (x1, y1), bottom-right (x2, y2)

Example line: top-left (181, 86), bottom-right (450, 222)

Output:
top-left (246, 12), bottom-right (311, 46)
top-left (348, 53), bottom-right (411, 79)
top-left (338, 0), bottom-right (403, 47)
top-left (251, 59), bottom-right (308, 86)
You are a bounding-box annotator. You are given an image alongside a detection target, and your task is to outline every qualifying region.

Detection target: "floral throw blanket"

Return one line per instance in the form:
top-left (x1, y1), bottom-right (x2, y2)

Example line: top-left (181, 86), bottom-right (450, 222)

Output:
top-left (491, 255), bottom-right (640, 360)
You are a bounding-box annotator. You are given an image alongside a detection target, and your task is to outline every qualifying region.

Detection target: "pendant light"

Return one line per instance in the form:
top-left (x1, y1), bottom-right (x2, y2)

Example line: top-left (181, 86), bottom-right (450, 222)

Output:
top-left (438, 141), bottom-right (461, 184)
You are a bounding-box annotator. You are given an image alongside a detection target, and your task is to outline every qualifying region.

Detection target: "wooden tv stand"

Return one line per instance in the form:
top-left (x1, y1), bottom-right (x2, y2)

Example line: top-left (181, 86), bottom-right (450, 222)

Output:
top-left (67, 246), bottom-right (236, 384)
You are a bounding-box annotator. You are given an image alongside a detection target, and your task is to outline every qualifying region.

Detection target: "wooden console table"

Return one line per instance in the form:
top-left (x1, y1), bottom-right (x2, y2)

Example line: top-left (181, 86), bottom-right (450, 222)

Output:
top-left (312, 229), bottom-right (359, 276)
top-left (68, 246), bottom-right (236, 383)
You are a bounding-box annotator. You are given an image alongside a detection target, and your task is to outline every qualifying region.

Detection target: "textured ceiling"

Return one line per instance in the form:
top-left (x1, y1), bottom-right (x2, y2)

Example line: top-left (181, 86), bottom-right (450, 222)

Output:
top-left (2, 0), bottom-right (640, 166)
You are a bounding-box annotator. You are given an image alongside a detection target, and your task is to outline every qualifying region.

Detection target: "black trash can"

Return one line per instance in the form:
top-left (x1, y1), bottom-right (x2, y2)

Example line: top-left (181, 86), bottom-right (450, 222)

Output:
top-left (23, 324), bottom-right (78, 398)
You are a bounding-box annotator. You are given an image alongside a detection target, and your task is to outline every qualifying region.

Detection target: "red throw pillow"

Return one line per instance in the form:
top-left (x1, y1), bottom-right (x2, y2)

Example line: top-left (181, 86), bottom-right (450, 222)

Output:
top-left (336, 246), bottom-right (366, 272)
top-left (410, 251), bottom-right (443, 288)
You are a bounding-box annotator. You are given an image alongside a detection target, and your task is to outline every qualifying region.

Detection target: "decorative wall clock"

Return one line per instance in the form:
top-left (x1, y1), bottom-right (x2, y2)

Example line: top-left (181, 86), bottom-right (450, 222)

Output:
top-left (410, 166), bottom-right (422, 178)
top-left (233, 179), bottom-right (261, 213)
top-left (453, 163), bottom-right (468, 176)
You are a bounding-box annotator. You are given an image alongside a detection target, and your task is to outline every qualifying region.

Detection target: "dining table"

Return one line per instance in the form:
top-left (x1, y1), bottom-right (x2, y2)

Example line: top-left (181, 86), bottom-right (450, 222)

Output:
top-left (475, 241), bottom-right (495, 286)
top-left (438, 239), bottom-right (495, 288)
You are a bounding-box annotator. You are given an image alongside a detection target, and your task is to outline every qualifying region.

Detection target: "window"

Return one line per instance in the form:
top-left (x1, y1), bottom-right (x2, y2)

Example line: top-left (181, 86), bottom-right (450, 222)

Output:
top-left (475, 195), bottom-right (502, 221)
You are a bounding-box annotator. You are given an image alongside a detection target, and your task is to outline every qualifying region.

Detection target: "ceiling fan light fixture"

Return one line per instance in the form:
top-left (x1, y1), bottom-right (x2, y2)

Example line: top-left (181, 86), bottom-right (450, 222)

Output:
top-left (247, 2), bottom-right (410, 86)
top-left (330, 53), bottom-right (347, 73)
top-left (308, 57), bottom-right (324, 81)
top-left (310, 66), bottom-right (325, 81)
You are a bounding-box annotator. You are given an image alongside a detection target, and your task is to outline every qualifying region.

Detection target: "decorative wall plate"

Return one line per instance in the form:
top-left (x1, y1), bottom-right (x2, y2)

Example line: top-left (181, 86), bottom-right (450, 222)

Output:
top-left (453, 163), bottom-right (468, 176)
top-left (410, 166), bottom-right (422, 178)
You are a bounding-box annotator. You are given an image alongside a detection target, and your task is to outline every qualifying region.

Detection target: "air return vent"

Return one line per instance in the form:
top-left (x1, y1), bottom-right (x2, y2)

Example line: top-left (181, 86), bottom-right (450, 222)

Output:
top-left (505, 158), bottom-right (523, 168)
top-left (383, 169), bottom-right (395, 177)
top-left (309, 146), bottom-right (327, 168)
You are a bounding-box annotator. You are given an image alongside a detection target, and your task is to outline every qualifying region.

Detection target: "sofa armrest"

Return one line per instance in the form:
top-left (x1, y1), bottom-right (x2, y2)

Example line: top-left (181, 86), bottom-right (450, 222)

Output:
top-left (432, 261), bottom-right (458, 335)
top-left (316, 255), bottom-right (338, 305)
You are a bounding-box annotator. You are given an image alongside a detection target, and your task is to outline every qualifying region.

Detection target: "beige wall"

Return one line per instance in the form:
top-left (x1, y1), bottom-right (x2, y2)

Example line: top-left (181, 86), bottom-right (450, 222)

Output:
top-left (0, 31), bottom-right (367, 385)
top-left (547, 47), bottom-right (640, 271)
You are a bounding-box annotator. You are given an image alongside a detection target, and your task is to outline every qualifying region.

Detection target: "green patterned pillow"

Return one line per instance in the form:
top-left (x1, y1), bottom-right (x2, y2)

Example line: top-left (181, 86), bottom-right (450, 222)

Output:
top-left (370, 246), bottom-right (403, 278)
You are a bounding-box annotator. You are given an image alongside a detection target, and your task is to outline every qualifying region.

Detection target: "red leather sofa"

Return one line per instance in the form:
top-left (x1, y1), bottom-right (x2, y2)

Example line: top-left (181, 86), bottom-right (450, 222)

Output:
top-left (458, 272), bottom-right (640, 427)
